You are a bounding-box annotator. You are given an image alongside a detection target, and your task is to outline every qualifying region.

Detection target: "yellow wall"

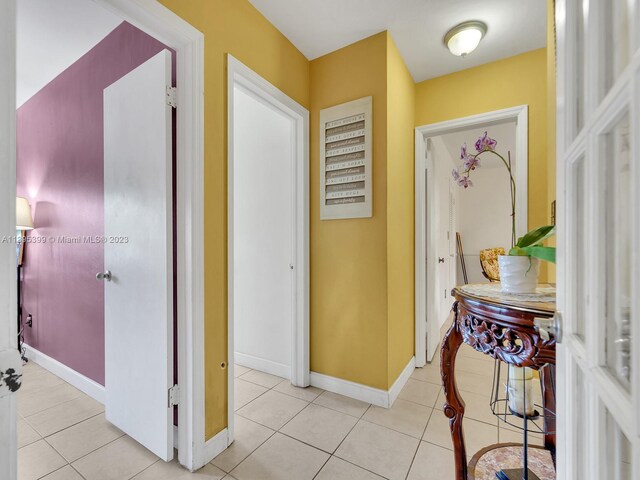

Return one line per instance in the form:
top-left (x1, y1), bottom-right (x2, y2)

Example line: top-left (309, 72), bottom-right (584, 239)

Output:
top-left (151, 0), bottom-right (551, 442)
top-left (309, 32), bottom-right (416, 390)
top-left (158, 0), bottom-right (309, 440)
top-left (547, 0), bottom-right (557, 281)
top-left (415, 49), bottom-right (549, 280)
top-left (386, 35), bottom-right (416, 386)
top-left (309, 32), bottom-right (390, 390)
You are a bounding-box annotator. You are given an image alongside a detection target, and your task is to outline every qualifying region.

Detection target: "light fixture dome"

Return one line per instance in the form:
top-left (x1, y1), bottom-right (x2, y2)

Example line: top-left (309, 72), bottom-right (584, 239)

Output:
top-left (444, 21), bottom-right (487, 57)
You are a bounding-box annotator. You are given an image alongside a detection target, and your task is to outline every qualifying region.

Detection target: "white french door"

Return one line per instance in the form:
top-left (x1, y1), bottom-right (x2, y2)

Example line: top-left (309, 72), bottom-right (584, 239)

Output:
top-left (103, 50), bottom-right (174, 461)
top-left (556, 0), bottom-right (639, 478)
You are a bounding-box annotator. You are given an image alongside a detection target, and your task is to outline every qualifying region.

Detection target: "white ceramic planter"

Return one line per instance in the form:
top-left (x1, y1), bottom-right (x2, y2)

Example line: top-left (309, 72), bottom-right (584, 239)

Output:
top-left (498, 255), bottom-right (540, 294)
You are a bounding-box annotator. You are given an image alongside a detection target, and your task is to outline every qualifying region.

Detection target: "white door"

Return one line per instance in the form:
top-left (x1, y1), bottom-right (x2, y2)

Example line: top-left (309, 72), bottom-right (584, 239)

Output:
top-left (232, 83), bottom-right (294, 379)
top-left (435, 148), bottom-right (452, 332)
top-left (103, 50), bottom-right (174, 461)
top-left (556, 1), bottom-right (638, 478)
top-left (424, 139), bottom-right (440, 361)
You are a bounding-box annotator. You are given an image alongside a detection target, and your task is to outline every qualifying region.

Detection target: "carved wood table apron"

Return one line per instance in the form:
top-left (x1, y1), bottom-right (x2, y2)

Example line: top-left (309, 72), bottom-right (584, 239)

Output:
top-left (440, 283), bottom-right (556, 480)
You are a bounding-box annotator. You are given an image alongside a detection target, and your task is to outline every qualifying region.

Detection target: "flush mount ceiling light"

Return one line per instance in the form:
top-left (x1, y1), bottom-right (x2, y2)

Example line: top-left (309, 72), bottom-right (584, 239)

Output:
top-left (444, 21), bottom-right (487, 57)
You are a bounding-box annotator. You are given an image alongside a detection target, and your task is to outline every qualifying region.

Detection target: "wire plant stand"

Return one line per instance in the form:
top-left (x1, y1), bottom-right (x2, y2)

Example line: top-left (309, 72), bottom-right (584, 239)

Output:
top-left (489, 360), bottom-right (556, 480)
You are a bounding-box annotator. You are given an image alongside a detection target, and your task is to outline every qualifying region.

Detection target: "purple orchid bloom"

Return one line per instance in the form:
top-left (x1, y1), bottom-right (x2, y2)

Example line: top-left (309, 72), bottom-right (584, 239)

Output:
top-left (451, 168), bottom-right (460, 181)
top-left (463, 154), bottom-right (480, 171)
top-left (457, 176), bottom-right (473, 188)
top-left (475, 131), bottom-right (497, 152)
top-left (458, 175), bottom-right (473, 188)
top-left (460, 143), bottom-right (468, 160)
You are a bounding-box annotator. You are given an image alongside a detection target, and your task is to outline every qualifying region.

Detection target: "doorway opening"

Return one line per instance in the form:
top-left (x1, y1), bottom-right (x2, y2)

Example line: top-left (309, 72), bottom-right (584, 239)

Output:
top-left (11, 0), bottom-right (207, 471)
top-left (227, 56), bottom-right (310, 442)
top-left (414, 106), bottom-right (529, 366)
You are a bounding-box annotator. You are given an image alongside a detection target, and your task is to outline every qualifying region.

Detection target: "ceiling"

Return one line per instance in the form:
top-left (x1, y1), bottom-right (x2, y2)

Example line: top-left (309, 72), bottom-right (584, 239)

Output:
top-left (16, 0), bottom-right (546, 106)
top-left (17, 0), bottom-right (122, 107)
top-left (439, 121), bottom-right (516, 169)
top-left (247, 0), bottom-right (547, 82)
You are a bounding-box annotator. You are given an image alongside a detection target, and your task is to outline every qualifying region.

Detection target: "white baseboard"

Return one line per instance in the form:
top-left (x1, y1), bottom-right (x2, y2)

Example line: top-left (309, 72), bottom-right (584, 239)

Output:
top-left (235, 352), bottom-right (290, 379)
top-left (388, 356), bottom-right (416, 405)
top-left (202, 427), bottom-right (228, 464)
top-left (310, 356), bottom-right (415, 409)
top-left (23, 344), bottom-right (105, 404)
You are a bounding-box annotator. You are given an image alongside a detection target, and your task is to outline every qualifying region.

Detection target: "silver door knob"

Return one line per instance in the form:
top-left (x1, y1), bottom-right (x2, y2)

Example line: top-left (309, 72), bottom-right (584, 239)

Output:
top-left (96, 270), bottom-right (112, 282)
top-left (534, 311), bottom-right (563, 343)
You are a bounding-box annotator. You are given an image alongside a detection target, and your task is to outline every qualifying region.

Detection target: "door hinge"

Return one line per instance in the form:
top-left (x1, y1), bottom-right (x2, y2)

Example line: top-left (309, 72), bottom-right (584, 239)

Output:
top-left (168, 384), bottom-right (180, 407)
top-left (166, 86), bottom-right (177, 108)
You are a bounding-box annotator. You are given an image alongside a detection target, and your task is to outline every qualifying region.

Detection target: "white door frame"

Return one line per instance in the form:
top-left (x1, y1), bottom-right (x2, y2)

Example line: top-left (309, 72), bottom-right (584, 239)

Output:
top-left (414, 105), bottom-right (529, 367)
top-left (88, 0), bottom-right (208, 470)
top-left (227, 54), bottom-right (310, 443)
top-left (0, 2), bottom-right (19, 479)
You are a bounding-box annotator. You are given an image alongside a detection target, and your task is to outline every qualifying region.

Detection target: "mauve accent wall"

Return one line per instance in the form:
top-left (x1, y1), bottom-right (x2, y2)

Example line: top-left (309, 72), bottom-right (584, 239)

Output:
top-left (17, 22), bottom-right (175, 385)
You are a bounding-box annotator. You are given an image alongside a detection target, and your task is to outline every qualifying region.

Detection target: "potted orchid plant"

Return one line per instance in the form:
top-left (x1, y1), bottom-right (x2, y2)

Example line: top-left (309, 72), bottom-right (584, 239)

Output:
top-left (452, 131), bottom-right (555, 293)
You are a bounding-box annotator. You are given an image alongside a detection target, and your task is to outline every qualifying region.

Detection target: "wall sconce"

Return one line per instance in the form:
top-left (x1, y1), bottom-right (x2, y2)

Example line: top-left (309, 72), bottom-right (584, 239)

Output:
top-left (16, 196), bottom-right (34, 361)
top-left (443, 21), bottom-right (487, 57)
top-left (16, 196), bottom-right (34, 231)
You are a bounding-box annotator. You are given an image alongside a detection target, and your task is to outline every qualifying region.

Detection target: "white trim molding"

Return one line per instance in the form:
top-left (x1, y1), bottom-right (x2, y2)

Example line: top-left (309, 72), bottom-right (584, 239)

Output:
top-left (414, 105), bottom-right (529, 367)
top-left (227, 55), bottom-right (310, 445)
top-left (92, 0), bottom-right (206, 471)
top-left (203, 428), bottom-right (229, 463)
top-left (23, 345), bottom-right (105, 404)
top-left (388, 356), bottom-right (417, 406)
top-left (310, 356), bottom-right (416, 408)
top-left (234, 353), bottom-right (290, 380)
top-left (1, 2), bottom-right (19, 479)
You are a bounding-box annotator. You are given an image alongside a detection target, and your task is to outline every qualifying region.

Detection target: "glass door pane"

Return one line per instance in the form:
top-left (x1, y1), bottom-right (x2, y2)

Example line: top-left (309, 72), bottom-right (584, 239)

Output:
top-left (604, 408), bottom-right (633, 480)
top-left (574, 366), bottom-right (588, 480)
top-left (570, 155), bottom-right (588, 340)
top-left (574, 0), bottom-right (588, 135)
top-left (602, 0), bottom-right (631, 97)
top-left (602, 112), bottom-right (632, 390)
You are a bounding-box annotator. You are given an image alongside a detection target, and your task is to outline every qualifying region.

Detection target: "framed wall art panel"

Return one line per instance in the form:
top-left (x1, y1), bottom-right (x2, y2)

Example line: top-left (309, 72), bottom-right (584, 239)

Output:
top-left (319, 96), bottom-right (372, 220)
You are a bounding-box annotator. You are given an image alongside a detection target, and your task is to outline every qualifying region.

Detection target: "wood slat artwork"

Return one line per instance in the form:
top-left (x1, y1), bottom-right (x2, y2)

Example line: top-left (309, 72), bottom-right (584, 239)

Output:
top-left (320, 97), bottom-right (372, 219)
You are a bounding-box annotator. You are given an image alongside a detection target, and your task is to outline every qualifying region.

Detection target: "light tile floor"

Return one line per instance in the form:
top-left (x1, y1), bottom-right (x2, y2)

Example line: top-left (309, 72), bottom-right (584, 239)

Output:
top-left (18, 342), bottom-right (544, 479)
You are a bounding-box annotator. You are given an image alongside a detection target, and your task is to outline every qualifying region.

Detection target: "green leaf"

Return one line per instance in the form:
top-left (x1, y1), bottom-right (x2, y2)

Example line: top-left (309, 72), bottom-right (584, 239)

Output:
top-left (508, 246), bottom-right (528, 256)
top-left (517, 245), bottom-right (556, 264)
top-left (515, 225), bottom-right (556, 248)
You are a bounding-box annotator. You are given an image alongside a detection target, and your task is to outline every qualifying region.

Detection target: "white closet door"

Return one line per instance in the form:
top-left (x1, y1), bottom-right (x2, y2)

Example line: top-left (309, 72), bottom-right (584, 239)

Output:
top-left (103, 49), bottom-right (174, 461)
top-left (233, 83), bottom-right (294, 379)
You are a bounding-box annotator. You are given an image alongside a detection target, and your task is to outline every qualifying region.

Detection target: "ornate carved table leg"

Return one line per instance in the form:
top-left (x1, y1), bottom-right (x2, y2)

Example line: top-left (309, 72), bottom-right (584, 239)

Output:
top-left (540, 363), bottom-right (556, 461)
top-left (440, 301), bottom-right (467, 480)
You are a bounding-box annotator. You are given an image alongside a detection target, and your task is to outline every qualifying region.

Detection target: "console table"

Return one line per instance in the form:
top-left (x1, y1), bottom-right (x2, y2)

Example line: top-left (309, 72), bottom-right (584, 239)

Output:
top-left (440, 283), bottom-right (557, 479)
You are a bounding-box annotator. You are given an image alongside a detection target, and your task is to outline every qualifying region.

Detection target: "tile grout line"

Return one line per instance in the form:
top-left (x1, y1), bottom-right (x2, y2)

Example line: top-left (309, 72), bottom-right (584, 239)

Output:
top-left (26, 408), bottom-right (107, 441)
top-left (236, 383), bottom-right (371, 423)
top-left (230, 379), bottom-right (381, 480)
top-left (21, 389), bottom-right (99, 422)
top-left (233, 379), bottom-right (279, 412)
top-left (21, 369), bottom-right (160, 480)
top-left (404, 405), bottom-right (437, 480)
top-left (127, 458), bottom-right (161, 479)
top-left (276, 400), bottom-right (313, 433)
top-left (211, 423), bottom-right (277, 473)
top-left (69, 462), bottom-right (88, 480)
top-left (19, 387), bottom-right (87, 420)
top-left (311, 403), bottom-right (384, 480)
top-left (46, 424), bottom-right (126, 469)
